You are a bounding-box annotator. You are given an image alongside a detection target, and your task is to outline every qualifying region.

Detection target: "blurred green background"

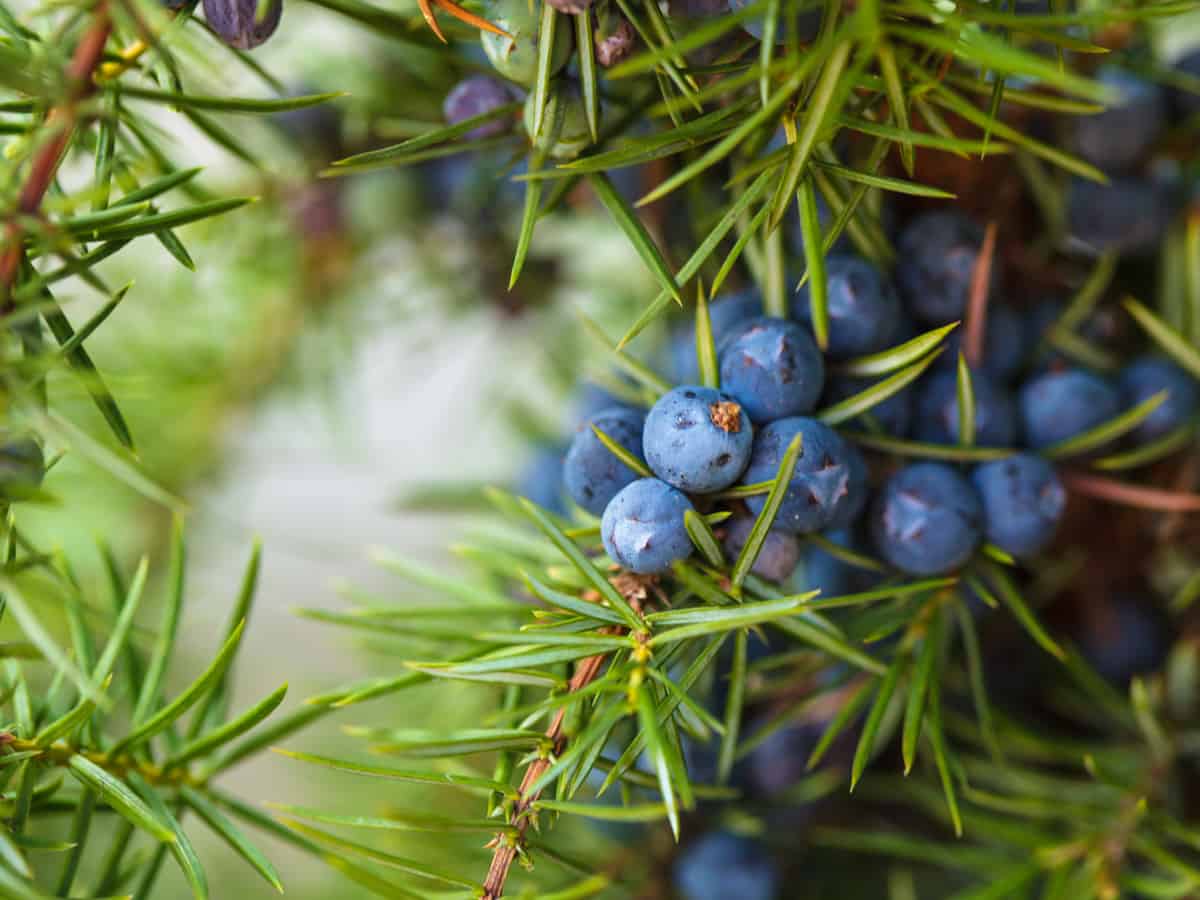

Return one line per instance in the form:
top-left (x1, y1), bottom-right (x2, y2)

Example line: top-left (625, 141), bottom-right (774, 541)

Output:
top-left (16, 3), bottom-right (662, 895)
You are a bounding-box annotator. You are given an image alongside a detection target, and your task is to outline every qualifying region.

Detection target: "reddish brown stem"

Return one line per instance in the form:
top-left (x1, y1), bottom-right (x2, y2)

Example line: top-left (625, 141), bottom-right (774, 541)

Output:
top-left (0, 4), bottom-right (113, 306)
top-left (963, 220), bottom-right (997, 369)
top-left (480, 647), bottom-right (614, 900)
top-left (1063, 470), bottom-right (1200, 513)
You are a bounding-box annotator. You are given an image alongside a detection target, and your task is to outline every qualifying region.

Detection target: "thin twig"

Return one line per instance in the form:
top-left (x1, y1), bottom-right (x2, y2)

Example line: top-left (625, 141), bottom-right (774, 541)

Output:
top-left (0, 3), bottom-right (113, 308)
top-left (963, 220), bottom-right (997, 368)
top-left (1063, 471), bottom-right (1200, 513)
top-left (480, 646), bottom-right (616, 899)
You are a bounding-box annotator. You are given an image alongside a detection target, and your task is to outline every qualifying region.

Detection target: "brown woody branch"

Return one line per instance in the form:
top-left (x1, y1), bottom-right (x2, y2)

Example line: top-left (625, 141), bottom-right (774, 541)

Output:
top-left (0, 2), bottom-right (113, 307)
top-left (480, 647), bottom-right (613, 899)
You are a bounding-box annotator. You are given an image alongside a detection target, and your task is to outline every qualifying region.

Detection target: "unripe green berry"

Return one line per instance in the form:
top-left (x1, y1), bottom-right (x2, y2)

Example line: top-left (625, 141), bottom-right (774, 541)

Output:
top-left (480, 0), bottom-right (571, 86)
top-left (523, 83), bottom-right (593, 160)
top-left (0, 433), bottom-right (44, 502)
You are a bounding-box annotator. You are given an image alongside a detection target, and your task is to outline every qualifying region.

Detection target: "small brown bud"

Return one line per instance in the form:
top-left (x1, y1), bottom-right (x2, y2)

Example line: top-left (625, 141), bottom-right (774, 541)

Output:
top-left (595, 17), bottom-right (635, 68)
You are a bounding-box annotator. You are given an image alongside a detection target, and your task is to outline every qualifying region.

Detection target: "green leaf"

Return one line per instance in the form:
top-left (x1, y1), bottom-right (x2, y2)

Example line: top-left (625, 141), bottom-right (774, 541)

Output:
top-left (267, 803), bottom-right (512, 834)
top-left (684, 509), bottom-right (725, 568)
top-left (588, 172), bottom-right (682, 305)
top-left (835, 323), bottom-right (959, 377)
top-left (1042, 390), bottom-right (1167, 459)
top-left (127, 772), bottom-right (208, 900)
top-left (166, 683), bottom-right (288, 768)
top-left (637, 62), bottom-right (815, 207)
top-left (530, 2), bottom-right (559, 138)
top-left (845, 433), bottom-right (1013, 462)
top-left (635, 685), bottom-right (681, 838)
top-left (955, 601), bottom-right (1002, 764)
top-left (522, 572), bottom-right (628, 626)
top-left (799, 177), bottom-right (830, 351)
top-left (123, 85), bottom-right (343, 114)
top-left (345, 727), bottom-right (545, 757)
top-left (769, 39), bottom-right (854, 231)
top-left (39, 287), bottom-right (134, 451)
top-left (694, 285), bottom-right (720, 389)
top-left (618, 169), bottom-right (774, 348)
top-left (818, 350), bottom-right (940, 426)
top-left (808, 678), bottom-right (872, 769)
top-left (180, 787), bottom-right (282, 893)
top-left (0, 578), bottom-right (106, 708)
top-left (901, 607), bottom-right (942, 774)
top-left (108, 620), bottom-right (247, 758)
top-left (273, 816), bottom-right (473, 888)
top-left (1092, 424), bottom-right (1196, 471)
top-left (924, 686), bottom-right (963, 838)
top-left (851, 655), bottom-right (905, 790)
top-left (272, 749), bottom-right (515, 797)
top-left (837, 115), bottom-right (1008, 155)
top-left (130, 518), bottom-right (186, 730)
top-left (731, 433), bottom-right (803, 589)
top-left (649, 595), bottom-right (814, 644)
top-left (519, 497), bottom-right (643, 630)
top-left (591, 423), bottom-right (653, 478)
top-left (34, 687), bottom-right (104, 746)
top-left (65, 756), bottom-right (174, 843)
top-left (83, 197), bottom-right (253, 242)
top-left (1123, 296), bottom-right (1200, 380)
top-left (814, 158), bottom-right (954, 199)
top-left (534, 798), bottom-right (670, 821)
top-left (984, 563), bottom-right (1065, 660)
top-left (878, 41), bottom-right (913, 175)
top-left (716, 629), bottom-right (747, 784)
top-left (956, 355), bottom-right (977, 448)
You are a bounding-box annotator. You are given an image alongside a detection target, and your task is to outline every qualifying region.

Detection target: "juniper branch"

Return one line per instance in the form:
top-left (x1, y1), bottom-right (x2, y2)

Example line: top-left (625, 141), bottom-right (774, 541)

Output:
top-left (0, 2), bottom-right (113, 307)
top-left (480, 644), bottom-right (617, 899)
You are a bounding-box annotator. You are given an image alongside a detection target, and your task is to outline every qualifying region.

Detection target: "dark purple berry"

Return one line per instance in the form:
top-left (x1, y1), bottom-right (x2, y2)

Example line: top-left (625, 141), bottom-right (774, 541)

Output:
top-left (443, 76), bottom-right (514, 140)
top-left (669, 290), bottom-right (762, 384)
top-left (1065, 176), bottom-right (1173, 259)
top-left (203, 0), bottom-right (282, 48)
top-left (721, 516), bottom-right (801, 582)
top-left (1078, 596), bottom-right (1171, 686)
top-left (517, 445), bottom-right (567, 515)
top-left (935, 303), bottom-right (1025, 382)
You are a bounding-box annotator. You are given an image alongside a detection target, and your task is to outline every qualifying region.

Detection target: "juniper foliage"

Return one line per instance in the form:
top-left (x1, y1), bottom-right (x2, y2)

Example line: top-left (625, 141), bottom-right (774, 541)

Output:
top-left (1, 0), bottom-right (1200, 897)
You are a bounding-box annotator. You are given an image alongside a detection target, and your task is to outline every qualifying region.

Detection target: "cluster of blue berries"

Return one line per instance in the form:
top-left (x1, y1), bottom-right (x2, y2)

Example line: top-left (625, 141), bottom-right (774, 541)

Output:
top-left (521, 198), bottom-right (1199, 589)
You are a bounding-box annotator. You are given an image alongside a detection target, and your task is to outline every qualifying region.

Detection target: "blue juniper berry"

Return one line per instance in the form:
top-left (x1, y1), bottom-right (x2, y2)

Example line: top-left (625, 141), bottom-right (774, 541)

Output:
top-left (871, 462), bottom-right (984, 575)
top-left (895, 211), bottom-right (998, 325)
top-left (1070, 67), bottom-right (1166, 172)
top-left (741, 417), bottom-right (867, 534)
top-left (971, 453), bottom-right (1067, 558)
top-left (1118, 356), bottom-right (1199, 443)
top-left (673, 830), bottom-right (781, 900)
top-left (1018, 368), bottom-right (1121, 450)
top-left (718, 317), bottom-right (825, 424)
top-left (793, 254), bottom-right (901, 359)
top-left (643, 386), bottom-right (754, 493)
top-left (563, 407), bottom-right (647, 515)
top-left (601, 478), bottom-right (695, 574)
top-left (915, 369), bottom-right (1019, 447)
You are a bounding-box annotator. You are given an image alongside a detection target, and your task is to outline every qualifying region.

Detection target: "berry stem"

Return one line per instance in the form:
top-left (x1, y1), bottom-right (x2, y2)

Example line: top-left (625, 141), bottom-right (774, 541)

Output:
top-left (0, 3), bottom-right (112, 308)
